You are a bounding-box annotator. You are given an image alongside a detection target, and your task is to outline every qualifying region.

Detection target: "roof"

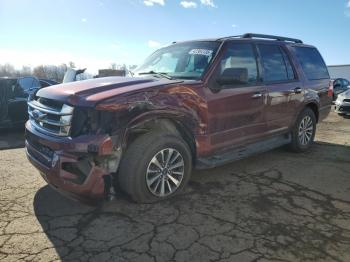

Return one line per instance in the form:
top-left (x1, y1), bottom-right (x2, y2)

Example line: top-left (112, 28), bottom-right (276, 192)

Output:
top-left (172, 33), bottom-right (306, 46)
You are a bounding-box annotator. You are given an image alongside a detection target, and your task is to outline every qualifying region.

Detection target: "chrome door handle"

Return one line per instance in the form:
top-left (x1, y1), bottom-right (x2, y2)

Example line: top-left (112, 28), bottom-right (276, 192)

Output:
top-left (251, 93), bottom-right (263, 99)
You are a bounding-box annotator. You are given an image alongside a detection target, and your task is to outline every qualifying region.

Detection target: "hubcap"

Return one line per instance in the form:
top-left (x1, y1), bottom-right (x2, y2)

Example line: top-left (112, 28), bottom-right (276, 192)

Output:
top-left (146, 148), bottom-right (185, 197)
top-left (298, 115), bottom-right (313, 146)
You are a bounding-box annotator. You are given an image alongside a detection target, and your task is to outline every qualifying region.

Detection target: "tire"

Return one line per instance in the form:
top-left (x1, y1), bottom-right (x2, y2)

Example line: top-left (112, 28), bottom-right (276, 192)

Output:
top-left (290, 108), bottom-right (316, 153)
top-left (118, 132), bottom-right (192, 203)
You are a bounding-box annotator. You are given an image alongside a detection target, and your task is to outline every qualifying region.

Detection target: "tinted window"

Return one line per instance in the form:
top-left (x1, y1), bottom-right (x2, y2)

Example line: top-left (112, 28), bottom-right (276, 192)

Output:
top-left (32, 78), bottom-right (40, 88)
top-left (18, 77), bottom-right (33, 91)
top-left (294, 47), bottom-right (329, 80)
top-left (280, 48), bottom-right (295, 80)
top-left (334, 79), bottom-right (342, 87)
top-left (218, 43), bottom-right (258, 86)
top-left (258, 44), bottom-right (289, 82)
top-left (342, 79), bottom-right (349, 87)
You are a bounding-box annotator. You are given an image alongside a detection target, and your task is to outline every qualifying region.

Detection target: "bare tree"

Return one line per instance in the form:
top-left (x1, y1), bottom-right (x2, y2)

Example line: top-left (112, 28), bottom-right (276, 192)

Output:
top-left (0, 63), bottom-right (16, 77)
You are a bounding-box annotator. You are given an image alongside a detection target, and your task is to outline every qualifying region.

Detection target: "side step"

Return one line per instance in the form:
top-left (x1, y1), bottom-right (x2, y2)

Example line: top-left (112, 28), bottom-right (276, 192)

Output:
top-left (195, 134), bottom-right (291, 169)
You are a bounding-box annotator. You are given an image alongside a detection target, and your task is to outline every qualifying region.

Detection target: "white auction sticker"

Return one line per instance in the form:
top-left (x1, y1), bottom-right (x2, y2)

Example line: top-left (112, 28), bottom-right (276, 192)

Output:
top-left (189, 49), bottom-right (213, 56)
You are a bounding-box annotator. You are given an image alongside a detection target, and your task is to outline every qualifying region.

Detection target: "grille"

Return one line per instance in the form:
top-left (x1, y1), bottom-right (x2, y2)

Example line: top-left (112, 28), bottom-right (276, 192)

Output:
top-left (28, 97), bottom-right (74, 136)
top-left (344, 99), bottom-right (350, 103)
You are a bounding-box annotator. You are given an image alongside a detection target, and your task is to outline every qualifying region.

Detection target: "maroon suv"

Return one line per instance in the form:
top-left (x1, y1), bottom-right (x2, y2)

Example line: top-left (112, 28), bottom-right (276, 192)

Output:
top-left (25, 33), bottom-right (333, 204)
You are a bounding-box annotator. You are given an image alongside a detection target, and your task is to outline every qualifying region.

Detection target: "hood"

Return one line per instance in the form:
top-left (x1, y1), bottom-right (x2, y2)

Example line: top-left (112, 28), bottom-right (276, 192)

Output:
top-left (36, 76), bottom-right (183, 107)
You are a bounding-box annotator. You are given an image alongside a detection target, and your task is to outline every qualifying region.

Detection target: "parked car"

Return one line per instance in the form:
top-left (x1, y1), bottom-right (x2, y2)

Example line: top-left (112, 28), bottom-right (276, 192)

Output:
top-left (334, 89), bottom-right (350, 117)
top-left (62, 68), bottom-right (86, 83)
top-left (0, 76), bottom-right (59, 128)
top-left (0, 76), bottom-right (41, 128)
top-left (333, 78), bottom-right (350, 100)
top-left (25, 33), bottom-right (332, 204)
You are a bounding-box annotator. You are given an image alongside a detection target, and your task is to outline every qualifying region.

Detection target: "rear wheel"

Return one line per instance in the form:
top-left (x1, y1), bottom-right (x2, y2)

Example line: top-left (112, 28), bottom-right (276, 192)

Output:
top-left (290, 108), bottom-right (316, 152)
top-left (118, 132), bottom-right (192, 203)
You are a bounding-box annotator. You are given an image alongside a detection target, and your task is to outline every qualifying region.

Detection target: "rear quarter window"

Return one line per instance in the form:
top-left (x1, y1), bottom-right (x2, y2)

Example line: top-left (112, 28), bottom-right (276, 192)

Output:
top-left (293, 47), bottom-right (329, 80)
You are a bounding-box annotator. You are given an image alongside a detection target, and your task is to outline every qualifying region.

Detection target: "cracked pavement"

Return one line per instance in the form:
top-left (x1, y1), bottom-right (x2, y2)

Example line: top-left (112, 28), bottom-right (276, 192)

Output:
top-left (0, 112), bottom-right (350, 262)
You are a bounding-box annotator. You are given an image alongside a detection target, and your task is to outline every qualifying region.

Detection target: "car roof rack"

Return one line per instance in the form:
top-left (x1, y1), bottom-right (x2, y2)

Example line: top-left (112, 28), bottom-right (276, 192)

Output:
top-left (218, 33), bottom-right (303, 44)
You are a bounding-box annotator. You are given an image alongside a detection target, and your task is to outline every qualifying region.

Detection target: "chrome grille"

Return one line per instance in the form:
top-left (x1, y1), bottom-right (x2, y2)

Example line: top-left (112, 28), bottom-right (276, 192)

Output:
top-left (28, 97), bottom-right (74, 136)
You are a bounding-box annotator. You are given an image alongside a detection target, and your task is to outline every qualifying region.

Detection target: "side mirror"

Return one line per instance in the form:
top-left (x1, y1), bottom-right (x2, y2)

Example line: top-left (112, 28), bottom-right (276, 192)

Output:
top-left (216, 68), bottom-right (248, 86)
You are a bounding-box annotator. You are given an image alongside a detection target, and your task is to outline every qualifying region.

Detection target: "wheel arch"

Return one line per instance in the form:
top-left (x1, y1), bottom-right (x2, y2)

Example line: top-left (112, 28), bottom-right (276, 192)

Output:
top-left (304, 102), bottom-right (319, 123)
top-left (122, 113), bottom-right (198, 162)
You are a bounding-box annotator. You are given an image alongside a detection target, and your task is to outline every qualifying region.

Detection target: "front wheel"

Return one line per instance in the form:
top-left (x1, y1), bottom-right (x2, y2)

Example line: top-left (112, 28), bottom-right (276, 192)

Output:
top-left (118, 132), bottom-right (192, 203)
top-left (290, 108), bottom-right (316, 152)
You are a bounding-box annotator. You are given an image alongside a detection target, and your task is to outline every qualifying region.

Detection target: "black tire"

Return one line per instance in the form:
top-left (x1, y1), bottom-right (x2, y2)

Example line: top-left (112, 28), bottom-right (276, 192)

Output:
top-left (118, 132), bottom-right (192, 203)
top-left (290, 108), bottom-right (316, 153)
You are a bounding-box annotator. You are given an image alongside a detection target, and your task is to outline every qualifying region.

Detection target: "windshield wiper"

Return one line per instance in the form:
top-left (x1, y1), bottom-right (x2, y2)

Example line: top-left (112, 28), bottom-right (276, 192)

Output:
top-left (138, 71), bottom-right (173, 80)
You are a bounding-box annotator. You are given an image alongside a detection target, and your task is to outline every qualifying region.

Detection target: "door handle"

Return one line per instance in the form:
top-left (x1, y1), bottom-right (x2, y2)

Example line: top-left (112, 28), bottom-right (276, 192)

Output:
top-left (251, 92), bottom-right (263, 99)
top-left (293, 87), bottom-right (302, 94)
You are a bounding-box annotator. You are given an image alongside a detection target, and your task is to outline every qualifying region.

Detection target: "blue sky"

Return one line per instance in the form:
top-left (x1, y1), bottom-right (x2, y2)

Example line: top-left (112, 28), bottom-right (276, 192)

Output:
top-left (0, 0), bottom-right (350, 73)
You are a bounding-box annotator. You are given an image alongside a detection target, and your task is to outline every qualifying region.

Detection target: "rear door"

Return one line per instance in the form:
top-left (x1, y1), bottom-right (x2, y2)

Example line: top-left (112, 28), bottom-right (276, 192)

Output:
top-left (257, 43), bottom-right (303, 134)
top-left (292, 46), bottom-right (331, 119)
top-left (206, 42), bottom-right (267, 152)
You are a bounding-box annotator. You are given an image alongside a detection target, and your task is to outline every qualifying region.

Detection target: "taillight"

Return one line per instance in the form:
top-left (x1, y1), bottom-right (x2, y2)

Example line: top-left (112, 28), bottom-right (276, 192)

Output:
top-left (327, 80), bottom-right (334, 97)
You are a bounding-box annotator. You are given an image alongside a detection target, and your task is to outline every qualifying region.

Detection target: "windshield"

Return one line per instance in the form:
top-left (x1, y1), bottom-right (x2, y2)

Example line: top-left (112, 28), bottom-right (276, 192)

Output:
top-left (134, 41), bottom-right (220, 80)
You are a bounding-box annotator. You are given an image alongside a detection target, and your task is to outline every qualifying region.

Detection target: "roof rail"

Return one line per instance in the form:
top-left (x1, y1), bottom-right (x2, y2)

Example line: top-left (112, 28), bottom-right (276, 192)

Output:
top-left (218, 33), bottom-right (303, 44)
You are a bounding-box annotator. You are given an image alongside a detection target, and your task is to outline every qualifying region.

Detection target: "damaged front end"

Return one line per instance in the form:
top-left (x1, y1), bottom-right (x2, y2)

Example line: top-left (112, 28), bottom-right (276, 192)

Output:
top-left (25, 101), bottom-right (124, 204)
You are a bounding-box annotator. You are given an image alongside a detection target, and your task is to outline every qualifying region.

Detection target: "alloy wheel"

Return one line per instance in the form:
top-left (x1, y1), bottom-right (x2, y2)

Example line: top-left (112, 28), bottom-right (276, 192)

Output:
top-left (298, 115), bottom-right (314, 146)
top-left (146, 148), bottom-right (185, 197)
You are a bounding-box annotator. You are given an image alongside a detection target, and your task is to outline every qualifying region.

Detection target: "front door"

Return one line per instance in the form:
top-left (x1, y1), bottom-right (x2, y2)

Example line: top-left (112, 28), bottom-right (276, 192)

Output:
top-left (206, 42), bottom-right (267, 153)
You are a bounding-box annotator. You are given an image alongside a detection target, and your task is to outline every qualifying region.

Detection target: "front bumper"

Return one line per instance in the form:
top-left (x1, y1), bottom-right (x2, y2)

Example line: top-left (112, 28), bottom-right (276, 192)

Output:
top-left (334, 100), bottom-right (350, 115)
top-left (25, 121), bottom-right (119, 204)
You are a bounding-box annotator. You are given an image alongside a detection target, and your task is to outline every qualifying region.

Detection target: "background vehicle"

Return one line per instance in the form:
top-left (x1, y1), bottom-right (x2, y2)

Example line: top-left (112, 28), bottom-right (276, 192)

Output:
top-left (333, 78), bottom-right (350, 100)
top-left (62, 68), bottom-right (86, 83)
top-left (39, 78), bottom-right (59, 87)
top-left (335, 89), bottom-right (350, 117)
top-left (0, 76), bottom-right (56, 128)
top-left (25, 34), bottom-right (332, 204)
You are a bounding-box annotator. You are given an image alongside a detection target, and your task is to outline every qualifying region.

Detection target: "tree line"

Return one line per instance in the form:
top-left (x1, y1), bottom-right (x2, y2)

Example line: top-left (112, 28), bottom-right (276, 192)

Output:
top-left (0, 62), bottom-right (80, 83)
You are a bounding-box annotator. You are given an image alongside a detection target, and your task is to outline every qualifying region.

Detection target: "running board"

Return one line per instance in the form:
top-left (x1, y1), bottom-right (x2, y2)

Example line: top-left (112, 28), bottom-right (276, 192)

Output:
top-left (195, 134), bottom-right (291, 169)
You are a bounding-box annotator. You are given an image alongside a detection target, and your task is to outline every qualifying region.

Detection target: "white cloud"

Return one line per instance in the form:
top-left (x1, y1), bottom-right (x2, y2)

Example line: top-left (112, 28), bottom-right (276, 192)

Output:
top-left (81, 18), bottom-right (87, 22)
top-left (200, 0), bottom-right (216, 8)
top-left (143, 0), bottom-right (164, 6)
top-left (345, 0), bottom-right (350, 16)
top-left (231, 24), bottom-right (237, 28)
top-left (180, 1), bottom-right (197, 8)
top-left (148, 40), bottom-right (161, 48)
top-left (111, 43), bottom-right (120, 49)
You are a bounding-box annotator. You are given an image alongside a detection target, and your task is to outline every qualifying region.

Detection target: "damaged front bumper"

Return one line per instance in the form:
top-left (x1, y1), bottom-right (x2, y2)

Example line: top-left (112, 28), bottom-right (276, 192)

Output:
top-left (25, 121), bottom-right (121, 204)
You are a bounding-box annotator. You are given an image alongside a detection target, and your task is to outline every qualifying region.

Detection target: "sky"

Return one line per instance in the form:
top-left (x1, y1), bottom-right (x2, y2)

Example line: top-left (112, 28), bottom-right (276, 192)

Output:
top-left (0, 0), bottom-right (350, 74)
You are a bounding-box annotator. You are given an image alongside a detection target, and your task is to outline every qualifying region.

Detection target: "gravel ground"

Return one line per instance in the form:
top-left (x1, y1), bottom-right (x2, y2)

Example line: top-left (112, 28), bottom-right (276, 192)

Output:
top-left (0, 112), bottom-right (349, 262)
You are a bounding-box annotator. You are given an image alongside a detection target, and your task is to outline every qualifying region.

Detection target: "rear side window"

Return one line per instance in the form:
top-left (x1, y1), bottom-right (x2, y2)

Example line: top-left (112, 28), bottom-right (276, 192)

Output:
top-left (258, 44), bottom-right (294, 82)
top-left (293, 47), bottom-right (329, 80)
top-left (280, 48), bottom-right (295, 80)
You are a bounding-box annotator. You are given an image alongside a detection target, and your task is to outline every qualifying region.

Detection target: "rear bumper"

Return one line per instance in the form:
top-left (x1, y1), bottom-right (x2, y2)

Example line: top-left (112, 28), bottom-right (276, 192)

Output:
top-left (25, 121), bottom-right (118, 204)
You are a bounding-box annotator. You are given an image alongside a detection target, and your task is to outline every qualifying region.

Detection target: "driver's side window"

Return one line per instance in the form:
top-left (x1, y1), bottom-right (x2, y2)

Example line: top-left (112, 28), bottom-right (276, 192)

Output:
top-left (216, 43), bottom-right (258, 87)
